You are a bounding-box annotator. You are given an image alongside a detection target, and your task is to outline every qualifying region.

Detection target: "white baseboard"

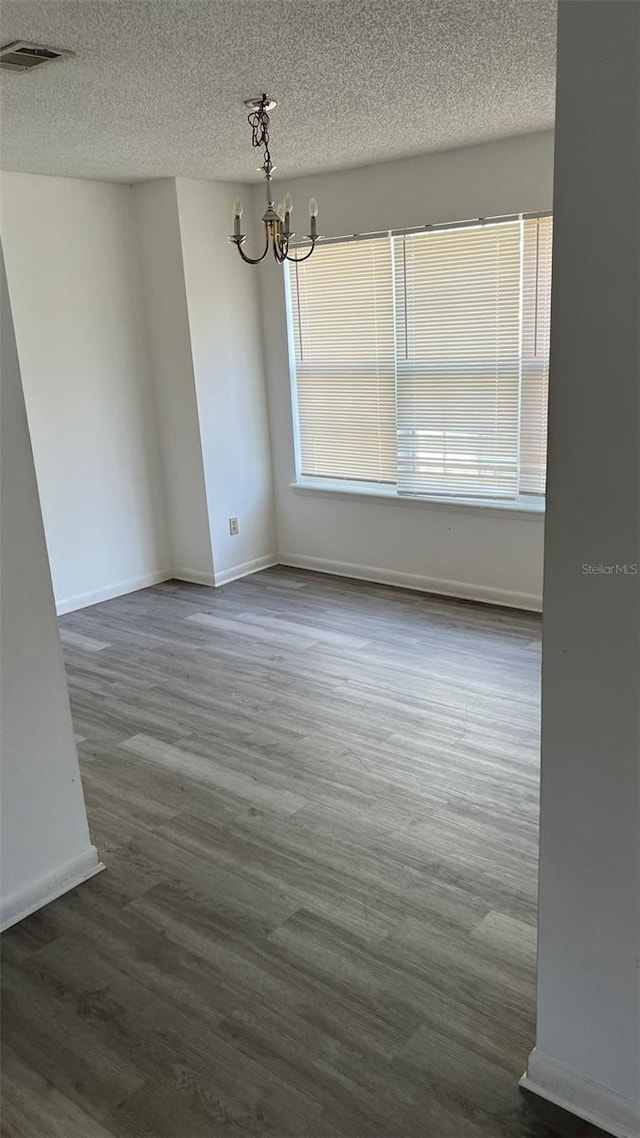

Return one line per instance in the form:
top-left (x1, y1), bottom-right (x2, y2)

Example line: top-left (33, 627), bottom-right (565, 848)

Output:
top-left (54, 557), bottom-right (278, 614)
top-left (56, 567), bottom-right (218, 613)
top-left (171, 567), bottom-right (216, 587)
top-left (56, 570), bottom-right (172, 615)
top-left (277, 553), bottom-right (542, 612)
top-left (54, 556), bottom-right (540, 614)
top-left (214, 555), bottom-right (278, 587)
top-left (520, 1048), bottom-right (640, 1138)
top-left (1, 846), bottom-right (104, 932)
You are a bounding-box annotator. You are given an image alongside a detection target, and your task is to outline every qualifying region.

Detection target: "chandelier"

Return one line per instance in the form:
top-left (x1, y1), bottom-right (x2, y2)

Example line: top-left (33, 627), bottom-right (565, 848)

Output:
top-left (230, 95), bottom-right (320, 265)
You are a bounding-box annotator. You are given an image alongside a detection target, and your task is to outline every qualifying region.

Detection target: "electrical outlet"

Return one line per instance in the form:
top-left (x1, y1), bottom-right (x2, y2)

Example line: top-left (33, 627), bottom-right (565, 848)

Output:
top-left (228, 516), bottom-right (239, 536)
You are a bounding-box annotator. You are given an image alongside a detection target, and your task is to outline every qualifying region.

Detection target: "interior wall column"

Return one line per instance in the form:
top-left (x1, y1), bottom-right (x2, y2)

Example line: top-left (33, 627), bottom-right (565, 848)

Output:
top-left (520, 4), bottom-right (640, 1136)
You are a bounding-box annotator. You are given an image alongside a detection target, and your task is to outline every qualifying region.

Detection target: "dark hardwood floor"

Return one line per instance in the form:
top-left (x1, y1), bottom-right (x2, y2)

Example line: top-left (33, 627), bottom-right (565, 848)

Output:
top-left (1, 569), bottom-right (611, 1137)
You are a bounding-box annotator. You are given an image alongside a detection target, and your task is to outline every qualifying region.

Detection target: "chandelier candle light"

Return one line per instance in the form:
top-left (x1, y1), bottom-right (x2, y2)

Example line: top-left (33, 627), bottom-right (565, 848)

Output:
top-left (230, 94), bottom-right (320, 264)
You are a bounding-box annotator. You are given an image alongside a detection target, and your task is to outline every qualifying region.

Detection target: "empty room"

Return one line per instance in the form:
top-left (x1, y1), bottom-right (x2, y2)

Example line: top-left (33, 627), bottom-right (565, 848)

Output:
top-left (1, 2), bottom-right (638, 1137)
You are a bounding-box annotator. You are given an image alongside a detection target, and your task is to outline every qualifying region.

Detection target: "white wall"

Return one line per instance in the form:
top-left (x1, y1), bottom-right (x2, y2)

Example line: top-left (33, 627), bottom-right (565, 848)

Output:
top-left (0, 246), bottom-right (102, 931)
top-left (520, 4), bottom-right (640, 1136)
top-left (1, 135), bottom-right (554, 611)
top-left (1, 172), bottom-right (170, 613)
top-left (1, 170), bottom-right (274, 602)
top-left (175, 177), bottom-right (276, 583)
top-left (133, 178), bottom-right (215, 584)
top-left (256, 131), bottom-right (554, 609)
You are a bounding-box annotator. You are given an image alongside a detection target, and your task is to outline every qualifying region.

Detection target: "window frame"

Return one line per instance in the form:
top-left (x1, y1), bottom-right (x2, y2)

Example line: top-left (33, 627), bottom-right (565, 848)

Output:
top-left (285, 212), bottom-right (551, 516)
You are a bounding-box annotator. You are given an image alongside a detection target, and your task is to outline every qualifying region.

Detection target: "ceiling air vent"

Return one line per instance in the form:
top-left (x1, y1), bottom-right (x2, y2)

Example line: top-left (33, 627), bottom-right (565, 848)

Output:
top-left (0, 41), bottom-right (74, 73)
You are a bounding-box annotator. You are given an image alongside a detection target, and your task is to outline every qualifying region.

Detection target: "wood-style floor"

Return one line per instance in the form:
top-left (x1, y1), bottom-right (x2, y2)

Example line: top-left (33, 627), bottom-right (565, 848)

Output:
top-left (1, 570), bottom-right (610, 1138)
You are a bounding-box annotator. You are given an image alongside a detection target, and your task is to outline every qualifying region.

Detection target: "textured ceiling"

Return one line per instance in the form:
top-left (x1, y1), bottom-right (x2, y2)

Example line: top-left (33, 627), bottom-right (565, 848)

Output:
top-left (0, 1), bottom-right (557, 184)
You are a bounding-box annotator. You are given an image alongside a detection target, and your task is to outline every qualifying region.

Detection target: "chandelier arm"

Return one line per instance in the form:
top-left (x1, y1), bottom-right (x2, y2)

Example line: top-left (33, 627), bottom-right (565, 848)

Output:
top-left (283, 240), bottom-right (319, 264)
top-left (231, 226), bottom-right (271, 265)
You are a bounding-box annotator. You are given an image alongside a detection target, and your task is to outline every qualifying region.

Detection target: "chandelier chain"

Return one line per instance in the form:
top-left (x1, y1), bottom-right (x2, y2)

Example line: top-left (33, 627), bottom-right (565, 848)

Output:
top-left (247, 94), bottom-right (273, 174)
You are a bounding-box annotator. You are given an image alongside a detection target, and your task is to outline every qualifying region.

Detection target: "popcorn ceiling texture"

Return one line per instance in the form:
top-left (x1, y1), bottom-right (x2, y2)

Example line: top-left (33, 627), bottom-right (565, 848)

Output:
top-left (0, 0), bottom-right (557, 184)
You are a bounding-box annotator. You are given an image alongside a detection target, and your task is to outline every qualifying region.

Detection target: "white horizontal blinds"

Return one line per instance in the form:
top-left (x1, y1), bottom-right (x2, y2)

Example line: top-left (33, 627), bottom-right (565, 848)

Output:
top-left (520, 215), bottom-right (553, 495)
top-left (288, 236), bottom-right (396, 483)
top-left (394, 221), bottom-right (522, 499)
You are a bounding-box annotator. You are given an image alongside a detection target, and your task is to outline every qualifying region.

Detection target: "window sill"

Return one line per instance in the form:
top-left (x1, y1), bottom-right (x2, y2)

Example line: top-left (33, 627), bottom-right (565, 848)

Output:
top-left (289, 479), bottom-right (545, 520)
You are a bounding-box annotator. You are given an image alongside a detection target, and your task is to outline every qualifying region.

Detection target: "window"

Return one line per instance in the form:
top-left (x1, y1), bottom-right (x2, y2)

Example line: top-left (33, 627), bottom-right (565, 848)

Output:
top-left (287, 214), bottom-right (552, 504)
top-left (288, 235), bottom-right (397, 484)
